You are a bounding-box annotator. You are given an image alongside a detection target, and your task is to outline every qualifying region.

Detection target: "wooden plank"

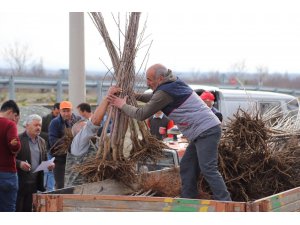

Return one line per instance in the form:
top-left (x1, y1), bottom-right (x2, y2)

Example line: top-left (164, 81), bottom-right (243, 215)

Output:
top-left (33, 194), bottom-right (48, 212)
top-left (45, 195), bottom-right (63, 212)
top-left (63, 198), bottom-right (166, 211)
top-left (33, 186), bottom-right (300, 212)
top-left (251, 187), bottom-right (300, 212)
top-left (34, 193), bottom-right (246, 212)
top-left (272, 200), bottom-right (300, 212)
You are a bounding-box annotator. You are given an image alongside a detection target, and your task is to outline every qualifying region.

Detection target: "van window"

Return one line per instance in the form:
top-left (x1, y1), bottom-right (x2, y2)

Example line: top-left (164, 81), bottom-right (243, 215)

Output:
top-left (286, 99), bottom-right (299, 117)
top-left (259, 102), bottom-right (281, 115)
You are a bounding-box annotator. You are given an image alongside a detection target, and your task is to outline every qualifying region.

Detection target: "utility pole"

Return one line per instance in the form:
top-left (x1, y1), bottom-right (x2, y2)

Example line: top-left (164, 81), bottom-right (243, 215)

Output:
top-left (69, 12), bottom-right (86, 110)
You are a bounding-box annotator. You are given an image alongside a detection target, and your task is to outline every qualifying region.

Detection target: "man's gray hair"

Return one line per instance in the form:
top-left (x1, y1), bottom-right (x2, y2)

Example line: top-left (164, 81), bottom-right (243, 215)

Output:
top-left (155, 68), bottom-right (174, 83)
top-left (25, 114), bottom-right (42, 125)
top-left (154, 66), bottom-right (169, 78)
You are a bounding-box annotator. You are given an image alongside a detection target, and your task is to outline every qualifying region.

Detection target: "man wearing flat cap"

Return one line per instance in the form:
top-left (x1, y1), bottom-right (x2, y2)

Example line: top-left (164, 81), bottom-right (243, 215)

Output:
top-left (48, 101), bottom-right (81, 189)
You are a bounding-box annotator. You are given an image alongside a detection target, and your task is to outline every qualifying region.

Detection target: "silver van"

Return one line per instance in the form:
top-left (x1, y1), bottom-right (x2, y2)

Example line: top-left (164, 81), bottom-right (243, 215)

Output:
top-left (191, 85), bottom-right (299, 126)
top-left (145, 84), bottom-right (299, 126)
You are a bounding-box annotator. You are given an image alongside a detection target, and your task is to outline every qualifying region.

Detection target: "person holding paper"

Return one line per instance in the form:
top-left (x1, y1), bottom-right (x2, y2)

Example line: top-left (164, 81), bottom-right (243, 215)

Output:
top-left (16, 114), bottom-right (55, 212)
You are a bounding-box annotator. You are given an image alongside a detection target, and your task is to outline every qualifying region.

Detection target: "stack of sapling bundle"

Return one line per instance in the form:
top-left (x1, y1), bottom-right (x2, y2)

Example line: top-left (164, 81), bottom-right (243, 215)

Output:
top-left (137, 105), bottom-right (300, 201)
top-left (215, 106), bottom-right (300, 201)
top-left (262, 105), bottom-right (300, 181)
top-left (74, 12), bottom-right (167, 184)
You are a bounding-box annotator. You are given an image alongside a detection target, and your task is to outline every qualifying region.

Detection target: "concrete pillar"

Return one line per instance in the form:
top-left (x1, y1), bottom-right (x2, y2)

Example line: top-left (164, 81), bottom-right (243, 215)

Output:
top-left (69, 12), bottom-right (86, 109)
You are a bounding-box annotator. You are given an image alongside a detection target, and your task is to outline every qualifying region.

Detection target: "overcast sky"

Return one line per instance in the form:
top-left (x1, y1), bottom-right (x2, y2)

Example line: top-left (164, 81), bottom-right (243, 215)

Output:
top-left (1, 0), bottom-right (300, 74)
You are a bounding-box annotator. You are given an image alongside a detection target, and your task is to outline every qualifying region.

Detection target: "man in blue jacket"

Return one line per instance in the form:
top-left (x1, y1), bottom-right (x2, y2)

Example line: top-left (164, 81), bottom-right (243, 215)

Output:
top-left (48, 101), bottom-right (80, 189)
top-left (108, 63), bottom-right (231, 201)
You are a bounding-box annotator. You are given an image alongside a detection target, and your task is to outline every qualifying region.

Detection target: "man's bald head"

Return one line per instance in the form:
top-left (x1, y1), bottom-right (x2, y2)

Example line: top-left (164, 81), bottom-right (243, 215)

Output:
top-left (146, 64), bottom-right (168, 79)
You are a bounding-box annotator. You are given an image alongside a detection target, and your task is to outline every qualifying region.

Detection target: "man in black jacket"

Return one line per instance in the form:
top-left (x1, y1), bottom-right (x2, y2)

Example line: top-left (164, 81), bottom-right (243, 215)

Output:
top-left (40, 102), bottom-right (60, 143)
top-left (16, 114), bottom-right (55, 211)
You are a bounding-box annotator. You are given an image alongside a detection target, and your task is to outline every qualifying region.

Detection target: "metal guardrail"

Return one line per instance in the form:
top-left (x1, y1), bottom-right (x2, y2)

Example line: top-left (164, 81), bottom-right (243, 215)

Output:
top-left (1, 76), bottom-right (299, 103)
top-left (0, 76), bottom-right (148, 103)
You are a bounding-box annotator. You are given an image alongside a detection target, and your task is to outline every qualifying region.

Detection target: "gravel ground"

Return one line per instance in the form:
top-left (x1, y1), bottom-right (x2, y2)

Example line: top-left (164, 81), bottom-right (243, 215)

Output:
top-left (17, 105), bottom-right (51, 134)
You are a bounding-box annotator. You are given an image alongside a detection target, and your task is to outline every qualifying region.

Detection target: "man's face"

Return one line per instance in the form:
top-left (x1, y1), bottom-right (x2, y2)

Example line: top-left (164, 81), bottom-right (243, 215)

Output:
top-left (155, 111), bottom-right (163, 117)
top-left (60, 108), bottom-right (72, 121)
top-left (26, 119), bottom-right (42, 138)
top-left (146, 71), bottom-right (162, 91)
top-left (7, 110), bottom-right (19, 124)
top-left (52, 108), bottom-right (60, 117)
top-left (14, 114), bottom-right (20, 124)
top-left (77, 108), bottom-right (87, 119)
top-left (203, 99), bottom-right (214, 108)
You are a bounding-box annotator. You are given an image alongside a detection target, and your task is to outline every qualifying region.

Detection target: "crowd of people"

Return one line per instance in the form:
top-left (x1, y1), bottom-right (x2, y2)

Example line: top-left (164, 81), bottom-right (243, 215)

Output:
top-left (0, 63), bottom-right (231, 212)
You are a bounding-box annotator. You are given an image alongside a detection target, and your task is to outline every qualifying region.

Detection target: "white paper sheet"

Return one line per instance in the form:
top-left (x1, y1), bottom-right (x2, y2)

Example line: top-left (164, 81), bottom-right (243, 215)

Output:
top-left (33, 157), bottom-right (55, 173)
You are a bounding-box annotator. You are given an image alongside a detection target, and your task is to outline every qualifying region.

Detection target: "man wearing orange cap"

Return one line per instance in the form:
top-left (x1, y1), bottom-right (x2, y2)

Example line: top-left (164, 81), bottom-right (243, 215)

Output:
top-left (200, 91), bottom-right (223, 122)
top-left (48, 101), bottom-right (81, 189)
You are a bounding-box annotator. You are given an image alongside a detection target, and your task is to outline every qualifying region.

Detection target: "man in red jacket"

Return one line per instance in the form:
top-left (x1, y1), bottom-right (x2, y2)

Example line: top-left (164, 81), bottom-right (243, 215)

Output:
top-left (0, 100), bottom-right (21, 212)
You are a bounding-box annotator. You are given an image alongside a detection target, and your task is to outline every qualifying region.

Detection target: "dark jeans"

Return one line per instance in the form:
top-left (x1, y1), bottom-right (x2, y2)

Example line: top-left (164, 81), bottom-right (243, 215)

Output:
top-left (0, 172), bottom-right (18, 212)
top-left (180, 125), bottom-right (231, 201)
top-left (53, 156), bottom-right (66, 189)
top-left (16, 182), bottom-right (37, 212)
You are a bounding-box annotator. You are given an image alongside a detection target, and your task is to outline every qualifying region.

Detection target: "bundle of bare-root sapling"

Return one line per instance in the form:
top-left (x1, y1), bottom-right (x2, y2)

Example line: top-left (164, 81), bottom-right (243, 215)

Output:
top-left (75, 12), bottom-right (167, 185)
top-left (50, 127), bottom-right (73, 156)
top-left (216, 108), bottom-right (300, 201)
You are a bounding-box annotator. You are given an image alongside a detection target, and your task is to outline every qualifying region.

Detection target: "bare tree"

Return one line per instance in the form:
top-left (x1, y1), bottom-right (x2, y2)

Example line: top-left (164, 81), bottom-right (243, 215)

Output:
top-left (2, 41), bottom-right (32, 76)
top-left (30, 57), bottom-right (45, 77)
top-left (229, 60), bottom-right (247, 85)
